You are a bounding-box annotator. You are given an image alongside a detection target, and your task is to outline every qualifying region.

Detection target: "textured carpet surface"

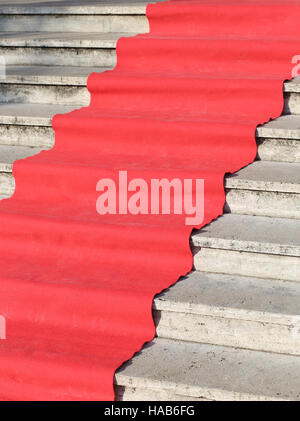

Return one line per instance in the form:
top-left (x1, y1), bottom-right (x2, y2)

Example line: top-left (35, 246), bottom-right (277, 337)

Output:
top-left (0, 0), bottom-right (298, 400)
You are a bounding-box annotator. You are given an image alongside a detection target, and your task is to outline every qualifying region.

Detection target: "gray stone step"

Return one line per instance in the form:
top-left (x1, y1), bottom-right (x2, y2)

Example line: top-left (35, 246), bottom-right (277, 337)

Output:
top-left (0, 65), bottom-right (112, 106)
top-left (0, 144), bottom-right (42, 197)
top-left (224, 161), bottom-right (300, 219)
top-left (153, 271), bottom-right (300, 355)
top-left (0, 13), bottom-right (148, 35)
top-left (0, 143), bottom-right (299, 220)
top-left (0, 103), bottom-right (299, 155)
top-left (257, 114), bottom-right (300, 162)
top-left (0, 32), bottom-right (130, 66)
top-left (284, 76), bottom-right (300, 114)
top-left (0, 103), bottom-right (72, 148)
top-left (0, 31), bottom-right (127, 48)
top-left (3, 64), bottom-right (111, 85)
top-left (0, 80), bottom-right (89, 106)
top-left (192, 214), bottom-right (300, 282)
top-left (115, 338), bottom-right (300, 401)
top-left (0, 1), bottom-right (155, 15)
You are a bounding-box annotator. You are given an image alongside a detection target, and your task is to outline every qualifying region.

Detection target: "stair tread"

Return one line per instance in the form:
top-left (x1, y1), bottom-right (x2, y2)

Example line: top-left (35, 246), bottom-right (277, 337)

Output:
top-left (115, 338), bottom-right (300, 401)
top-left (0, 103), bottom-right (74, 125)
top-left (0, 0), bottom-right (156, 15)
top-left (257, 114), bottom-right (300, 139)
top-left (0, 144), bottom-right (42, 172)
top-left (154, 271), bottom-right (300, 325)
top-left (192, 214), bottom-right (300, 257)
top-left (3, 65), bottom-right (112, 85)
top-left (0, 31), bottom-right (134, 48)
top-left (226, 160), bottom-right (300, 193)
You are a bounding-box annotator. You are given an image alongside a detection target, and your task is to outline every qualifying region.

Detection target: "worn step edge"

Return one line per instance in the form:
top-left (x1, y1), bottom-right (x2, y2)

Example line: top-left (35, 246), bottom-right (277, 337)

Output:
top-left (114, 338), bottom-right (300, 401)
top-left (192, 214), bottom-right (300, 257)
top-left (0, 32), bottom-right (131, 48)
top-left (0, 4), bottom-right (152, 15)
top-left (153, 271), bottom-right (300, 327)
top-left (2, 65), bottom-right (112, 86)
top-left (152, 271), bottom-right (300, 355)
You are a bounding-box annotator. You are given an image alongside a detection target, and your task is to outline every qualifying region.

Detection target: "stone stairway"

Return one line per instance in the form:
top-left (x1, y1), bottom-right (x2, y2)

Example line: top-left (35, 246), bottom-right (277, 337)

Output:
top-left (0, 0), bottom-right (299, 401)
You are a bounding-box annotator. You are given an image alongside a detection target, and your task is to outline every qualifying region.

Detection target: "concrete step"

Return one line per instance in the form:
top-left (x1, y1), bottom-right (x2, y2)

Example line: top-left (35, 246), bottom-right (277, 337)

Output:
top-left (0, 7), bottom-right (149, 34)
top-left (0, 66), bottom-right (297, 110)
top-left (0, 103), bottom-right (299, 154)
top-left (153, 271), bottom-right (300, 355)
top-left (3, 64), bottom-right (111, 85)
top-left (191, 214), bottom-right (300, 282)
top-left (0, 65), bottom-right (113, 106)
top-left (0, 103), bottom-right (72, 148)
top-left (0, 144), bottom-right (42, 197)
top-left (115, 338), bottom-right (300, 401)
top-left (0, 142), bottom-right (299, 220)
top-left (0, 1), bottom-right (155, 16)
top-left (224, 161), bottom-right (300, 219)
top-left (256, 114), bottom-right (300, 163)
top-left (0, 32), bottom-right (129, 67)
top-left (284, 76), bottom-right (300, 114)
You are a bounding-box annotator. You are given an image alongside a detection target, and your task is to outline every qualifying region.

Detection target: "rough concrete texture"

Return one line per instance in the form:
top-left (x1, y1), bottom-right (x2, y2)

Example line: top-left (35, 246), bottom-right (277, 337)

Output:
top-left (115, 338), bottom-right (300, 401)
top-left (153, 271), bottom-right (300, 354)
top-left (192, 214), bottom-right (300, 257)
top-left (257, 114), bottom-right (300, 139)
top-left (0, 0), bottom-right (162, 15)
top-left (226, 161), bottom-right (300, 193)
top-left (194, 247), bottom-right (299, 282)
top-left (4, 65), bottom-right (112, 85)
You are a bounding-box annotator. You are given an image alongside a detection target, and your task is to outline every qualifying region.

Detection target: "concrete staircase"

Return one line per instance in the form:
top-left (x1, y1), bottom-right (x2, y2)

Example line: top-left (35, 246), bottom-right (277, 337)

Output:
top-left (0, 0), bottom-right (299, 401)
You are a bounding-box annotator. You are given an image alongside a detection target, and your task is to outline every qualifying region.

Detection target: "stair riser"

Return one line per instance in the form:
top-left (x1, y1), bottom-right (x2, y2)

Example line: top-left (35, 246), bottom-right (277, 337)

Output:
top-left (0, 84), bottom-right (89, 106)
top-left (193, 247), bottom-right (300, 282)
top-left (225, 189), bottom-right (300, 219)
top-left (0, 173), bottom-right (14, 196)
top-left (284, 92), bottom-right (300, 114)
top-left (0, 125), bottom-right (53, 148)
top-left (0, 15), bottom-right (148, 33)
top-left (0, 47), bottom-right (116, 67)
top-left (257, 138), bottom-right (300, 163)
top-left (154, 310), bottom-right (300, 356)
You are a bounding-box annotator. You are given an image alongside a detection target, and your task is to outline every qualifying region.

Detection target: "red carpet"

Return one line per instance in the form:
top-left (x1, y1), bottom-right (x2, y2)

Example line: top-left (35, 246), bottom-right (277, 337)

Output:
top-left (0, 0), bottom-right (298, 400)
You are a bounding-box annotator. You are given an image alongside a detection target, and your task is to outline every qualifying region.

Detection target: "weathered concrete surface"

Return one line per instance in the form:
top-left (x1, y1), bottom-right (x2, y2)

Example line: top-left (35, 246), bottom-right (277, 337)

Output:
top-left (192, 214), bottom-right (300, 257)
top-left (194, 247), bottom-right (299, 282)
top-left (115, 338), bottom-right (300, 401)
top-left (4, 65), bottom-right (111, 85)
top-left (226, 161), bottom-right (300, 194)
top-left (257, 114), bottom-right (300, 139)
top-left (0, 144), bottom-right (42, 171)
top-left (257, 137), bottom-right (300, 163)
top-left (192, 214), bottom-right (300, 281)
top-left (0, 103), bottom-right (72, 125)
top-left (0, 15), bottom-right (148, 33)
top-left (0, 0), bottom-right (159, 15)
top-left (154, 271), bottom-right (300, 355)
